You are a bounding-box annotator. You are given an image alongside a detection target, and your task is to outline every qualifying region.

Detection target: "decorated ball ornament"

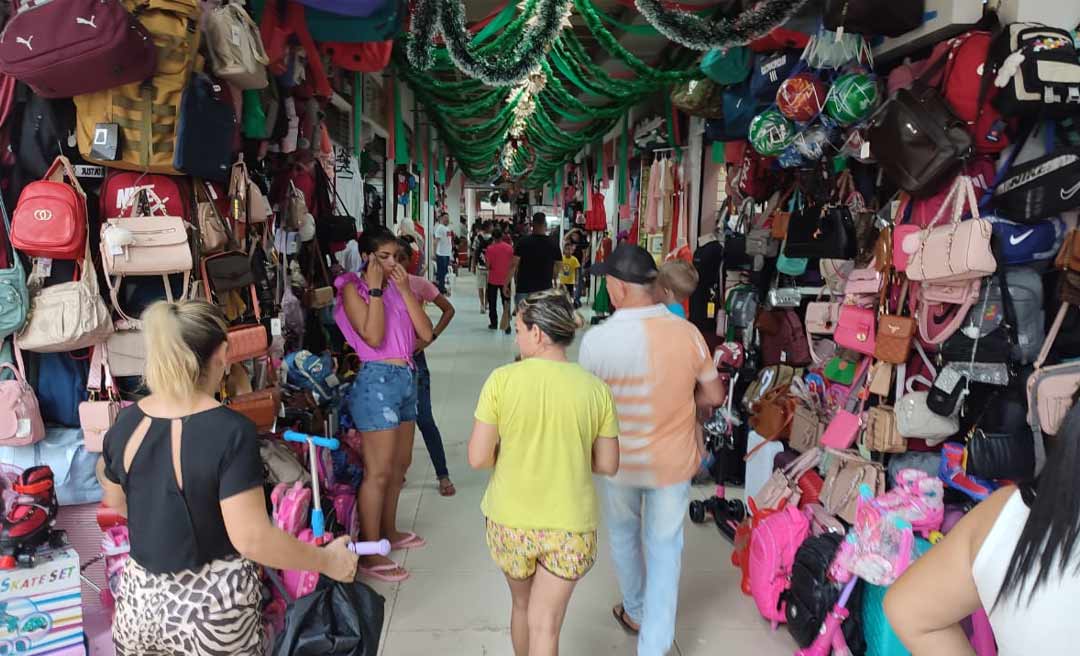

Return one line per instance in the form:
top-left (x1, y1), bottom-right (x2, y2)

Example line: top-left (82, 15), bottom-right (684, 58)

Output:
top-left (776, 73), bottom-right (827, 122)
top-left (826, 73), bottom-right (880, 125)
top-left (749, 108), bottom-right (797, 156)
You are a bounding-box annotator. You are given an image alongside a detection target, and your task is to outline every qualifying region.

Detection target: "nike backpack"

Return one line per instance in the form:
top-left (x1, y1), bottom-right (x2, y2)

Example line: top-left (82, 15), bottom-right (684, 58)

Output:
top-left (73, 0), bottom-right (202, 175)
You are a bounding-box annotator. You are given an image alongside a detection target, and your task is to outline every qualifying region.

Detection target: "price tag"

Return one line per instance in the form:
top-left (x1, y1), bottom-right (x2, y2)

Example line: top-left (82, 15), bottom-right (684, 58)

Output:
top-left (230, 24), bottom-right (242, 46)
top-left (206, 184), bottom-right (218, 201)
top-left (34, 258), bottom-right (52, 277)
top-left (270, 318), bottom-right (282, 337)
top-left (325, 374), bottom-right (340, 388)
top-left (860, 140), bottom-right (871, 160)
top-left (707, 301), bottom-right (716, 319)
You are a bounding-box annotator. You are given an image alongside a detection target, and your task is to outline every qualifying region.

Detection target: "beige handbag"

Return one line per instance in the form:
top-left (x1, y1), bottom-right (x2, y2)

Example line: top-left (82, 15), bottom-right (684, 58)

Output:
top-left (821, 448), bottom-right (885, 523)
top-left (863, 405), bottom-right (907, 453)
top-left (204, 0), bottom-right (269, 90)
top-left (790, 403), bottom-right (826, 452)
top-left (17, 243), bottom-right (113, 352)
top-left (285, 181), bottom-right (307, 230)
top-left (196, 180), bottom-right (232, 255)
top-left (106, 329), bottom-right (146, 378)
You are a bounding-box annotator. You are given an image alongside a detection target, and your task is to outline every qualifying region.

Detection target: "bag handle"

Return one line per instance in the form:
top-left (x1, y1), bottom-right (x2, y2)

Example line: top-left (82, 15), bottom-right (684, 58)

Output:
top-left (196, 179), bottom-right (238, 250)
top-left (1034, 302), bottom-right (1069, 370)
top-left (87, 344), bottom-right (119, 399)
top-left (918, 281), bottom-right (980, 345)
top-left (43, 155), bottom-right (87, 200)
top-left (0, 184), bottom-right (23, 277)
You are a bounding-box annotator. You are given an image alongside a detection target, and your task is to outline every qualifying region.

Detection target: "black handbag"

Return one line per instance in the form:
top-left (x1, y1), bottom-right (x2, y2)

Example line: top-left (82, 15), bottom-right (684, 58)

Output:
top-left (990, 123), bottom-right (1080, 223)
top-left (990, 24), bottom-right (1080, 119)
top-left (203, 251), bottom-right (254, 293)
top-left (963, 385), bottom-right (1036, 481)
top-left (823, 0), bottom-right (924, 38)
top-left (867, 57), bottom-right (973, 197)
top-left (783, 203), bottom-right (856, 259)
top-left (785, 533), bottom-right (865, 651)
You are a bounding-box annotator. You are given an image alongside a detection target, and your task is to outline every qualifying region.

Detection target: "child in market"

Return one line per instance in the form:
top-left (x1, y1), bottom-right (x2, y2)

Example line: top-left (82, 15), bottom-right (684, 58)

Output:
top-left (656, 260), bottom-right (698, 319)
top-left (559, 243), bottom-right (581, 307)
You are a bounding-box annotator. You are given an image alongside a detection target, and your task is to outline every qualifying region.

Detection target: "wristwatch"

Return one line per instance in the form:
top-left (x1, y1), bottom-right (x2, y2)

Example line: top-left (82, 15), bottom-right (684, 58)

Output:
top-left (369, 288), bottom-right (384, 298)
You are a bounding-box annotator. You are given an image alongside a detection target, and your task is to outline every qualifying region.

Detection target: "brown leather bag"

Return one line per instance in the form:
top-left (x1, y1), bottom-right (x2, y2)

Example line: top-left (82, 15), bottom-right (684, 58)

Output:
top-left (875, 279), bottom-right (914, 365)
top-left (227, 388), bottom-right (279, 433)
top-left (747, 387), bottom-right (795, 459)
top-left (821, 448), bottom-right (886, 523)
top-left (1055, 229), bottom-right (1080, 273)
top-left (863, 405), bottom-right (907, 453)
top-left (789, 402), bottom-right (826, 452)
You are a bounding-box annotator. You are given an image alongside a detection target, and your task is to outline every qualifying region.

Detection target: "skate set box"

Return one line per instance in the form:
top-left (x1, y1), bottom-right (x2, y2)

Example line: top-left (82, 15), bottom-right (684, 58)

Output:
top-left (0, 545), bottom-right (83, 655)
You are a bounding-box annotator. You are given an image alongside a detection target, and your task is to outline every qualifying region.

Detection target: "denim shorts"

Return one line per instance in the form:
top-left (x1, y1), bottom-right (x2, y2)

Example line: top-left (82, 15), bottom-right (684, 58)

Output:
top-left (349, 362), bottom-right (418, 432)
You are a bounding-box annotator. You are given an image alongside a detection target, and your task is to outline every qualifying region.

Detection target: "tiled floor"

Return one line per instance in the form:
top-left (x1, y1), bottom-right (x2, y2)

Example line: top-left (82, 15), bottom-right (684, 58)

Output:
top-left (377, 276), bottom-right (794, 655)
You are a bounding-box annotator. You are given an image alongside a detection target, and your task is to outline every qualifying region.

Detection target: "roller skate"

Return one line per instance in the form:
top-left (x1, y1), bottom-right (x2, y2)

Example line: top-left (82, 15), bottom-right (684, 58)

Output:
top-left (0, 467), bottom-right (61, 569)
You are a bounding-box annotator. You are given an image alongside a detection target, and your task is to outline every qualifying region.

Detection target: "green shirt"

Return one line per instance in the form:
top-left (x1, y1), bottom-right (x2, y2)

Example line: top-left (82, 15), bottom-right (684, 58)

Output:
top-left (475, 358), bottom-right (619, 533)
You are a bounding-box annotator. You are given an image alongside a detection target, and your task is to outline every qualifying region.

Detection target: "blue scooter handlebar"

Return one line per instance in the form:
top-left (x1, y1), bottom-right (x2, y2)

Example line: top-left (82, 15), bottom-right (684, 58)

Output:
top-left (283, 430), bottom-right (340, 450)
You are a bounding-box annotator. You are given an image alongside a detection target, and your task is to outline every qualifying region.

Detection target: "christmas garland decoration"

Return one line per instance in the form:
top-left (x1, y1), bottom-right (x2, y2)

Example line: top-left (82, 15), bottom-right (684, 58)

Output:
top-left (409, 0), bottom-right (574, 86)
top-left (635, 0), bottom-right (810, 51)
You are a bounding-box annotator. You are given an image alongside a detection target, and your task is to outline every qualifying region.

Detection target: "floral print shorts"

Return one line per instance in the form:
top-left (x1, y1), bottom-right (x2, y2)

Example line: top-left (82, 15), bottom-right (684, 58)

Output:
top-left (485, 519), bottom-right (597, 581)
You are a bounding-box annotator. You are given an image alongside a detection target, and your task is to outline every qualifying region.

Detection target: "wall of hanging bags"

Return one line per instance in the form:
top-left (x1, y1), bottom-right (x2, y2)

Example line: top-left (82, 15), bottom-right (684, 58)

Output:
top-left (692, 6), bottom-right (1080, 651)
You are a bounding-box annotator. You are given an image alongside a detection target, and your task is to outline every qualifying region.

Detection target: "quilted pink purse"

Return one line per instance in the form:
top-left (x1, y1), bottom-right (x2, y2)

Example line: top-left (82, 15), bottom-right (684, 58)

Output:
top-left (844, 267), bottom-right (882, 296)
top-left (0, 347), bottom-right (44, 447)
top-left (904, 176), bottom-right (996, 283)
top-left (834, 304), bottom-right (877, 355)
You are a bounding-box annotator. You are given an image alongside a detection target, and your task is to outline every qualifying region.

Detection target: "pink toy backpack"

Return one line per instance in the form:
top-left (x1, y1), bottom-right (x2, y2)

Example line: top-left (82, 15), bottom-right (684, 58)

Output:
top-left (282, 528), bottom-right (321, 600)
top-left (271, 481), bottom-right (311, 536)
top-left (328, 483), bottom-right (358, 538)
top-left (748, 504), bottom-right (809, 628)
top-left (100, 525), bottom-right (130, 608)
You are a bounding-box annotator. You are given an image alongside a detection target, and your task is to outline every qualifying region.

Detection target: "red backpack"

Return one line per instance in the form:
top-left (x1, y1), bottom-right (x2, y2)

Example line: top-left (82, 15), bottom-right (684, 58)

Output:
top-left (929, 31), bottom-right (1012, 155)
top-left (99, 171), bottom-right (192, 221)
top-left (11, 156), bottom-right (87, 260)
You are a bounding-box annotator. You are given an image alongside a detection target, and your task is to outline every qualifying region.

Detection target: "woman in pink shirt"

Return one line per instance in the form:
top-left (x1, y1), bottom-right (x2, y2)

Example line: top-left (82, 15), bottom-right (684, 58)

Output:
top-left (335, 228), bottom-right (433, 582)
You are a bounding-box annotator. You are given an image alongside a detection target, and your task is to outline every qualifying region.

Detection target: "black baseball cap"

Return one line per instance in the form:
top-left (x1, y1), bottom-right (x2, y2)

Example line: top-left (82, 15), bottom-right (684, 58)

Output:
top-left (592, 244), bottom-right (658, 284)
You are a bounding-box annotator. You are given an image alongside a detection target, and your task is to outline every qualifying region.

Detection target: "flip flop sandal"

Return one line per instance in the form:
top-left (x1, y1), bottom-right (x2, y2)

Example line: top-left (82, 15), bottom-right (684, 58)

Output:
top-left (612, 604), bottom-right (640, 635)
top-left (438, 479), bottom-right (457, 497)
top-left (391, 531), bottom-right (427, 550)
top-left (357, 563), bottom-right (410, 583)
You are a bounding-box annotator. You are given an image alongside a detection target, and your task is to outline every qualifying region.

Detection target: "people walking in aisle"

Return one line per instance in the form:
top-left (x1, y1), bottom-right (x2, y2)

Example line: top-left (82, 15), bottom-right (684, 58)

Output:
top-left (565, 227), bottom-right (590, 307)
top-left (885, 402), bottom-right (1080, 655)
top-left (485, 227), bottom-right (515, 334)
top-left (472, 221), bottom-right (495, 314)
top-left (559, 243), bottom-right (581, 308)
top-left (334, 228), bottom-right (434, 582)
top-left (433, 211), bottom-right (454, 294)
top-left (469, 289), bottom-right (620, 656)
top-left (510, 212), bottom-right (561, 306)
top-left (397, 239), bottom-right (457, 497)
top-left (579, 244), bottom-right (726, 656)
top-left (98, 300), bottom-right (358, 656)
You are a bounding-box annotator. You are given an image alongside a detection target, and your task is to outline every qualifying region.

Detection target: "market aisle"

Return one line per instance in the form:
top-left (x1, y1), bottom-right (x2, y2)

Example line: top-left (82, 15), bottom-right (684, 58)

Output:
top-left (376, 274), bottom-right (795, 655)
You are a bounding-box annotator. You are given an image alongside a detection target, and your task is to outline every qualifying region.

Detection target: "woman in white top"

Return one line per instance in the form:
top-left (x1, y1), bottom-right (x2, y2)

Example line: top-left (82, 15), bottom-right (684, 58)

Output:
top-left (885, 405), bottom-right (1080, 655)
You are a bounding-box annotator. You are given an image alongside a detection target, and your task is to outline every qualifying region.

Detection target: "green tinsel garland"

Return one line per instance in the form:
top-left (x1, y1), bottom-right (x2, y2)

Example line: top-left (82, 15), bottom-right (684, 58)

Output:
top-left (635, 0), bottom-right (810, 51)
top-left (574, 0), bottom-right (701, 83)
top-left (408, 0), bottom-right (573, 87)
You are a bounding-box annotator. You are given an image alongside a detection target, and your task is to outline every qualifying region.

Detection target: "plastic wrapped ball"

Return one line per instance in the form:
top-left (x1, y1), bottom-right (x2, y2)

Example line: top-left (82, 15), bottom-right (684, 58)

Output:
top-left (777, 73), bottom-right (827, 122)
top-left (826, 73), bottom-right (880, 125)
top-left (793, 125), bottom-right (831, 161)
top-left (749, 108), bottom-right (797, 156)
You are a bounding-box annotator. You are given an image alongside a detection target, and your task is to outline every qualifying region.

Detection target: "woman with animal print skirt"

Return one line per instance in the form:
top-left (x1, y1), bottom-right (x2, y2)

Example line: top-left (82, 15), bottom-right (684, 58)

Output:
top-left (96, 300), bottom-right (358, 656)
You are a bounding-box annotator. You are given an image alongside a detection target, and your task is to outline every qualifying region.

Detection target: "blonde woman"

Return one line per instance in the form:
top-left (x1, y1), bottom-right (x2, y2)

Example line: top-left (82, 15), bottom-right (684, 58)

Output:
top-left (97, 300), bottom-right (358, 656)
top-left (469, 289), bottom-right (620, 656)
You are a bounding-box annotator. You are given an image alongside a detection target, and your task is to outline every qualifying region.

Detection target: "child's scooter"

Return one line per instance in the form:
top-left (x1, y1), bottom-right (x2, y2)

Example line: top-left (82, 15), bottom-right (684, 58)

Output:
top-left (283, 430), bottom-right (389, 556)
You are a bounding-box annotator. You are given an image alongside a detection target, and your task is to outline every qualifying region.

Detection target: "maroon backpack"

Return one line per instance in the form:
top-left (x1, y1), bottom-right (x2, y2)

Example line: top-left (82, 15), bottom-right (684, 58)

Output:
top-left (758, 309), bottom-right (811, 367)
top-left (0, 0), bottom-right (157, 98)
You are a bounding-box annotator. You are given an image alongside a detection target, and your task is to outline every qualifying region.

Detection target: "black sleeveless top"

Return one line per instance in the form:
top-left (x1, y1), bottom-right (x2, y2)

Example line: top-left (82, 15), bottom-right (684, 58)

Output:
top-left (102, 404), bottom-right (264, 574)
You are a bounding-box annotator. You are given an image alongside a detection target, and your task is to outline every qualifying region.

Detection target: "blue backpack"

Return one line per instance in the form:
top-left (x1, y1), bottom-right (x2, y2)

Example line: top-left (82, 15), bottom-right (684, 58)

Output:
top-left (35, 353), bottom-right (88, 428)
top-left (986, 215), bottom-right (1066, 265)
top-left (284, 350), bottom-right (337, 402)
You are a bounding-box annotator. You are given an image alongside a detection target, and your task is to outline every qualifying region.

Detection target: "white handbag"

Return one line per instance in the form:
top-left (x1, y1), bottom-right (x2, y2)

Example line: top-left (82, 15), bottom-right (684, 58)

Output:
top-left (17, 243), bottom-right (114, 353)
top-left (895, 345), bottom-right (958, 445)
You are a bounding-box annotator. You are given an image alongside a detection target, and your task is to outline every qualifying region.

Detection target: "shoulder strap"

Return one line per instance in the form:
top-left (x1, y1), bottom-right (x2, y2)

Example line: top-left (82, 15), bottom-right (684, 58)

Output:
top-left (0, 186), bottom-right (22, 276)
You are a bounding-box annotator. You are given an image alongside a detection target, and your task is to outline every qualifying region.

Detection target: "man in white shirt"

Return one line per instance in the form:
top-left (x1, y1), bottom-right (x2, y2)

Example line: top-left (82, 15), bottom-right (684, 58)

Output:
top-left (433, 212), bottom-right (454, 293)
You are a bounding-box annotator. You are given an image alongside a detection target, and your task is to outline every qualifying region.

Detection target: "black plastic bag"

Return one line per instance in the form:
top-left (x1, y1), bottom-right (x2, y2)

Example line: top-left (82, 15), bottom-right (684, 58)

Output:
top-left (272, 576), bottom-right (385, 656)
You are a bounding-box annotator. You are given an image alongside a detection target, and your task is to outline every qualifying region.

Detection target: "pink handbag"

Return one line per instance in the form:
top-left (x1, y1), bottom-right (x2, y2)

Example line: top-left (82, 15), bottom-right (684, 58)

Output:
top-left (821, 364), bottom-right (869, 449)
top-left (834, 304), bottom-right (877, 355)
top-left (79, 344), bottom-right (132, 453)
top-left (844, 267), bottom-right (882, 296)
top-left (0, 347), bottom-right (44, 447)
top-left (271, 481), bottom-right (311, 536)
top-left (1027, 303), bottom-right (1080, 440)
top-left (805, 302), bottom-right (840, 334)
top-left (917, 279), bottom-right (981, 344)
top-left (904, 176), bottom-right (996, 283)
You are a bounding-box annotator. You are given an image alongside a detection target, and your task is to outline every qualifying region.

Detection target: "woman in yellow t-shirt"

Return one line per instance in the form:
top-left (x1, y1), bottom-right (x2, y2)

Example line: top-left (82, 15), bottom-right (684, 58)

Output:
top-left (469, 289), bottom-right (620, 656)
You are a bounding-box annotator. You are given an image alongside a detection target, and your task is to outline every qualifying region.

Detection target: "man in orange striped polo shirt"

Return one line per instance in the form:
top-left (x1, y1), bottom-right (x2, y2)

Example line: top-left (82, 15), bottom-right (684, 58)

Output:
top-left (580, 244), bottom-right (726, 656)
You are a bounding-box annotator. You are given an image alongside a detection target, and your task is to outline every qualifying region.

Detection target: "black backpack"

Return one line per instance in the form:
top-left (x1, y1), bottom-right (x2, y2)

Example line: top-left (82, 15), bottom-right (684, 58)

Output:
top-left (785, 533), bottom-right (866, 654)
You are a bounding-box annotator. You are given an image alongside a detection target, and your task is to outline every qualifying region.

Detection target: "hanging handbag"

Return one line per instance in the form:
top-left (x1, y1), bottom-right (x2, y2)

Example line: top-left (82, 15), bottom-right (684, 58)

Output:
top-left (204, 0), bottom-right (270, 90)
top-left (79, 345), bottom-right (129, 453)
top-left (670, 78), bottom-right (724, 118)
top-left (106, 329), bottom-right (146, 378)
top-left (1027, 302), bottom-right (1080, 441)
top-left (0, 347), bottom-right (45, 447)
top-left (285, 180), bottom-right (308, 231)
top-left (747, 193), bottom-right (782, 258)
top-left (820, 394), bottom-right (866, 451)
top-left (226, 388), bottom-right (279, 433)
top-left (963, 386), bottom-right (1036, 481)
top-left (0, 192), bottom-right (29, 340)
top-left (754, 448), bottom-right (822, 511)
top-left (805, 301), bottom-right (840, 335)
top-left (790, 402), bottom-right (827, 452)
top-left (10, 156), bottom-right (88, 260)
top-left (990, 24), bottom-right (1080, 119)
top-left (904, 176), bottom-right (996, 283)
top-left (17, 243), bottom-right (114, 352)
top-left (863, 406), bottom-right (906, 454)
top-left (918, 278), bottom-right (982, 345)
top-left (748, 387), bottom-right (796, 449)
top-left (785, 202), bottom-right (856, 260)
top-left (821, 448), bottom-right (885, 524)
top-left (743, 365), bottom-right (796, 412)
top-left (928, 366), bottom-right (967, 417)
top-left (875, 280), bottom-right (915, 365)
top-left (824, 349), bottom-right (861, 386)
top-left (196, 179), bottom-right (233, 255)
top-left (867, 55), bottom-right (973, 196)
top-left (834, 304), bottom-right (876, 356)
top-left (896, 390), bottom-right (959, 444)
top-left (823, 0), bottom-right (924, 39)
